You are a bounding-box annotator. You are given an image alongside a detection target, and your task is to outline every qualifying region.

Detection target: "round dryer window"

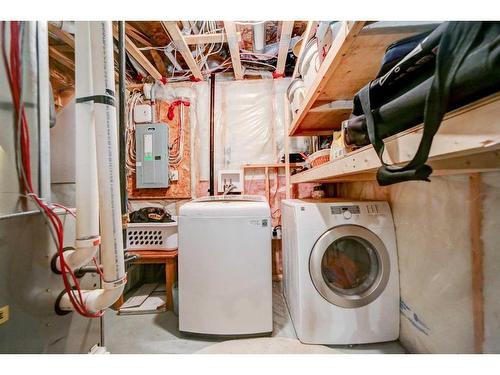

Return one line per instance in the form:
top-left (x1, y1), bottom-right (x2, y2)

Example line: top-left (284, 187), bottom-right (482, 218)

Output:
top-left (309, 225), bottom-right (390, 308)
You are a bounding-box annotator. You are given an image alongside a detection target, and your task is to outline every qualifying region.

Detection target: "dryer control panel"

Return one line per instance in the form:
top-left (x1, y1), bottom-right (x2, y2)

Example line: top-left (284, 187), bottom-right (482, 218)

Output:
top-left (330, 203), bottom-right (386, 219)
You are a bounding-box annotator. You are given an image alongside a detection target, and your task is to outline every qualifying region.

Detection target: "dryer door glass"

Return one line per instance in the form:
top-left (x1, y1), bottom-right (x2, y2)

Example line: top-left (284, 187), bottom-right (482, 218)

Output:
top-left (309, 225), bottom-right (390, 308)
top-left (321, 236), bottom-right (379, 296)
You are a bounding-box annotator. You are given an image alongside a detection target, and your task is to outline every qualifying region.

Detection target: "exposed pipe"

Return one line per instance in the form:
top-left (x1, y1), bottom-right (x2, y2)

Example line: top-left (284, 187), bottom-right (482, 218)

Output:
top-left (252, 21), bottom-right (266, 54)
top-left (118, 21), bottom-right (127, 245)
top-left (55, 21), bottom-right (100, 272)
top-left (209, 73), bottom-right (215, 196)
top-left (58, 21), bottom-right (126, 313)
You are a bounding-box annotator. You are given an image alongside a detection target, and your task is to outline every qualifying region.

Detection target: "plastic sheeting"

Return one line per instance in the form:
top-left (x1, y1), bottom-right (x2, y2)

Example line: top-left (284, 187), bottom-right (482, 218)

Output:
top-left (215, 78), bottom-right (291, 176)
top-left (337, 172), bottom-right (500, 353)
top-left (153, 78), bottom-right (292, 198)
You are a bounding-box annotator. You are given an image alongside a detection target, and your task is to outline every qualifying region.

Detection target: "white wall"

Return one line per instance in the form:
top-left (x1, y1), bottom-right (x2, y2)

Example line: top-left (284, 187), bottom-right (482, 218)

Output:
top-left (338, 172), bottom-right (500, 353)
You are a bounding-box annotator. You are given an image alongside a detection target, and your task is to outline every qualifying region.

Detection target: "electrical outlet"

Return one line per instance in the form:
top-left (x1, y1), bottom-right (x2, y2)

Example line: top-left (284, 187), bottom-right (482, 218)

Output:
top-left (170, 169), bottom-right (179, 181)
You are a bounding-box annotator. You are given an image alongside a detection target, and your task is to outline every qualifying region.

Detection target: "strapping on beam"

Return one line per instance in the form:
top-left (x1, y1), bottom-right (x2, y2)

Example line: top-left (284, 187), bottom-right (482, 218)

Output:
top-left (184, 33), bottom-right (227, 45)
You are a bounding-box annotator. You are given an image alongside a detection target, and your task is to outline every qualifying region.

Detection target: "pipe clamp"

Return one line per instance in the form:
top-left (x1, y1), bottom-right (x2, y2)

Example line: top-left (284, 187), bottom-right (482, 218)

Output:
top-left (76, 236), bottom-right (101, 249)
top-left (102, 273), bottom-right (128, 289)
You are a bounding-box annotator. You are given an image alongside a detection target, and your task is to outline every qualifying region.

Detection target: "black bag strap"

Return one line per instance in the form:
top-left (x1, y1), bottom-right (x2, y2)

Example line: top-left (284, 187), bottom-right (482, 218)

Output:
top-left (360, 22), bottom-right (482, 186)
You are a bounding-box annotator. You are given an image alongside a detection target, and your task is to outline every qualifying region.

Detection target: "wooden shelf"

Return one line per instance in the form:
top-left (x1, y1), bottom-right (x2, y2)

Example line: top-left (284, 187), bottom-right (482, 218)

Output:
top-left (290, 94), bottom-right (500, 184)
top-left (242, 163), bottom-right (302, 169)
top-left (289, 21), bottom-right (439, 137)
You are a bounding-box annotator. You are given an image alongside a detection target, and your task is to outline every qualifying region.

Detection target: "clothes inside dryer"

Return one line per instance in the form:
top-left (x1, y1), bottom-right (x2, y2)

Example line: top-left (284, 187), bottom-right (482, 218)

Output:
top-left (321, 236), bottom-right (380, 296)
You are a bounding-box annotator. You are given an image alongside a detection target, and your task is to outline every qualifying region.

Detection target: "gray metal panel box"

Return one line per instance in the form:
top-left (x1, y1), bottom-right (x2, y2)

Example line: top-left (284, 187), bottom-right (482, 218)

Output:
top-left (135, 123), bottom-right (169, 188)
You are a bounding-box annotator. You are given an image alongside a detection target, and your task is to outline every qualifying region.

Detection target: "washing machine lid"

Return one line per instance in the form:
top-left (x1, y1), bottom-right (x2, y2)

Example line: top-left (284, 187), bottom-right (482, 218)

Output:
top-left (179, 195), bottom-right (270, 217)
top-left (309, 224), bottom-right (390, 308)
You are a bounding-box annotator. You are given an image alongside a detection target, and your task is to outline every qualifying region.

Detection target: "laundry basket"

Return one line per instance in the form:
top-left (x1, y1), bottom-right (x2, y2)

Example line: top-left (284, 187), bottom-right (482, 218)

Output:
top-left (307, 149), bottom-right (330, 168)
top-left (126, 220), bottom-right (178, 251)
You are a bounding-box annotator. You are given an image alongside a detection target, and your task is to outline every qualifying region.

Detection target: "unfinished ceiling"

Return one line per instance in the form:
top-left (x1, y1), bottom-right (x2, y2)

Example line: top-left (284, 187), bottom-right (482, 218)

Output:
top-left (48, 21), bottom-right (308, 108)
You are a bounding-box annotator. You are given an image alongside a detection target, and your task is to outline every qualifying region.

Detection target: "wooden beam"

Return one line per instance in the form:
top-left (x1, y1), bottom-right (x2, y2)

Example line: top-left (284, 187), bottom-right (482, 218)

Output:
top-left (470, 173), bottom-right (484, 354)
top-left (284, 95), bottom-right (291, 199)
top-left (184, 33), bottom-right (227, 45)
top-left (150, 49), bottom-right (167, 77)
top-left (113, 26), bottom-right (162, 80)
top-left (125, 24), bottom-right (152, 47)
top-left (48, 23), bottom-right (75, 49)
top-left (223, 21), bottom-right (243, 80)
top-left (292, 21), bottom-right (316, 78)
top-left (276, 21), bottom-right (294, 75)
top-left (161, 21), bottom-right (204, 80)
top-left (49, 68), bottom-right (74, 88)
top-left (49, 46), bottom-right (75, 71)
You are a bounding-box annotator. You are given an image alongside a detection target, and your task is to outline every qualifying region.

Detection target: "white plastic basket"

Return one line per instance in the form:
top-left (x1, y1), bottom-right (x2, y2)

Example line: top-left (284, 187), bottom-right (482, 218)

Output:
top-left (126, 220), bottom-right (178, 251)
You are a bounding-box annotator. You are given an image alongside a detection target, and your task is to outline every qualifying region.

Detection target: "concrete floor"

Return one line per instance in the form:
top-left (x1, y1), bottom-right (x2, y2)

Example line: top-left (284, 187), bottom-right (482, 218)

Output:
top-left (104, 282), bottom-right (406, 354)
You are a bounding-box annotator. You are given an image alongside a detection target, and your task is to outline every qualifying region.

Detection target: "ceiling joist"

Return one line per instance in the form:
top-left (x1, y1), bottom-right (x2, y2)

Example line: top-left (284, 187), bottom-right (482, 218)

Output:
top-left (161, 21), bottom-right (204, 80)
top-left (48, 23), bottom-right (75, 48)
top-left (223, 21), bottom-right (243, 80)
top-left (49, 46), bottom-right (75, 71)
top-left (125, 24), bottom-right (152, 47)
top-left (276, 21), bottom-right (294, 75)
top-left (113, 25), bottom-right (162, 80)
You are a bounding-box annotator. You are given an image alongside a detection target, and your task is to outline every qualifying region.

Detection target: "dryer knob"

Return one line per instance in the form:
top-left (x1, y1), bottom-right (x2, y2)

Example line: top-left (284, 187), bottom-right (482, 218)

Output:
top-left (343, 210), bottom-right (352, 220)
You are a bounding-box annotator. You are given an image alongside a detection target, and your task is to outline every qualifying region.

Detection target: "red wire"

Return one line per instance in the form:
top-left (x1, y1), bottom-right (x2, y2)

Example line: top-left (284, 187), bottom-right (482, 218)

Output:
top-left (3, 21), bottom-right (102, 318)
top-left (52, 203), bottom-right (76, 218)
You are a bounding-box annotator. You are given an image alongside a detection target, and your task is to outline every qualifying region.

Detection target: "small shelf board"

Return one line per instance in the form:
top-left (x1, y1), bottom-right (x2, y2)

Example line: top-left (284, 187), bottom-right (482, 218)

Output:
top-left (242, 163), bottom-right (302, 169)
top-left (290, 93), bottom-right (500, 184)
top-left (289, 21), bottom-right (440, 137)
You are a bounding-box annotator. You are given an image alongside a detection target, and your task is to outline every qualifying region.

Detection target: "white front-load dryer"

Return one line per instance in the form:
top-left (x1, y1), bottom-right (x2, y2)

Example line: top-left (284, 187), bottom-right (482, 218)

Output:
top-left (282, 199), bottom-right (399, 345)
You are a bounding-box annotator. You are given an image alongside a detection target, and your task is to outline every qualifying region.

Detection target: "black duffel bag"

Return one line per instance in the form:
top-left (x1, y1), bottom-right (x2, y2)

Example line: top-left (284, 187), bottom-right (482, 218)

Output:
top-left (344, 22), bottom-right (500, 186)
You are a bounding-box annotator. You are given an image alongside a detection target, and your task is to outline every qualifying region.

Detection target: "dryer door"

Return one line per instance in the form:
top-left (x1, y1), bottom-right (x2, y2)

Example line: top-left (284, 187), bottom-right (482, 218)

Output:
top-left (309, 225), bottom-right (390, 308)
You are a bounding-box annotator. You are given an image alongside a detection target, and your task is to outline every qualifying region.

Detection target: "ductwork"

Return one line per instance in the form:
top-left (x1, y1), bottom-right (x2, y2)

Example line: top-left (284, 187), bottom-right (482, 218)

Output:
top-left (252, 21), bottom-right (266, 54)
top-left (57, 21), bottom-right (126, 314)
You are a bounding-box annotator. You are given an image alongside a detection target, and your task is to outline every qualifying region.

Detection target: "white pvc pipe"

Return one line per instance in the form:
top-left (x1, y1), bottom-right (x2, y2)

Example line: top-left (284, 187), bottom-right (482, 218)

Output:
top-left (56, 21), bottom-right (100, 272)
top-left (252, 21), bottom-right (266, 54)
top-left (89, 21), bottom-right (126, 285)
top-left (59, 21), bottom-right (126, 313)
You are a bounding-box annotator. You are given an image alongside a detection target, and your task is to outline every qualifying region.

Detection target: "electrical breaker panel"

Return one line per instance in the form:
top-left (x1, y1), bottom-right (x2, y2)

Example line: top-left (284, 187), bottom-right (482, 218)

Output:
top-left (135, 123), bottom-right (169, 188)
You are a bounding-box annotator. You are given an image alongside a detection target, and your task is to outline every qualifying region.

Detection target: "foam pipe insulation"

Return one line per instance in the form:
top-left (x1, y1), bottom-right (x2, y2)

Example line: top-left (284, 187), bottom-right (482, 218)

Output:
top-left (58, 21), bottom-right (126, 313)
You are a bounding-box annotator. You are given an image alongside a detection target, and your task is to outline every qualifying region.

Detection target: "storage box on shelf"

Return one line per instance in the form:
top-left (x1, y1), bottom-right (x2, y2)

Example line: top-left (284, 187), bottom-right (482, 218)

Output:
top-left (288, 21), bottom-right (440, 137)
top-left (290, 94), bottom-right (500, 184)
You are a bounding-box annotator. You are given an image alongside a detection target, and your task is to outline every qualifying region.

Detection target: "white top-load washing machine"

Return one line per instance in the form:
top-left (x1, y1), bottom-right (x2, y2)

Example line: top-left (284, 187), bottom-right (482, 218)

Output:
top-left (178, 195), bottom-right (272, 336)
top-left (282, 199), bottom-right (399, 345)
